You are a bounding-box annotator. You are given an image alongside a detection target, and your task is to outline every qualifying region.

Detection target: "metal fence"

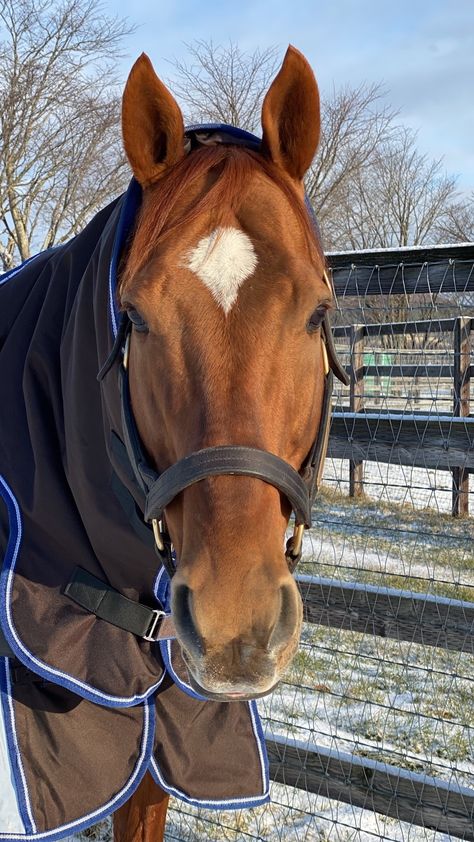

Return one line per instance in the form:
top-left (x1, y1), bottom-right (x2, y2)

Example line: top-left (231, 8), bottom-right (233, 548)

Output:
top-left (79, 244), bottom-right (474, 842)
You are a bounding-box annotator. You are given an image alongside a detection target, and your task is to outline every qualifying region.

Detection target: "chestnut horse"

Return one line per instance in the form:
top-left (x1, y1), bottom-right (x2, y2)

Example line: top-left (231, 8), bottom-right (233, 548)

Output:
top-left (111, 45), bottom-right (332, 841)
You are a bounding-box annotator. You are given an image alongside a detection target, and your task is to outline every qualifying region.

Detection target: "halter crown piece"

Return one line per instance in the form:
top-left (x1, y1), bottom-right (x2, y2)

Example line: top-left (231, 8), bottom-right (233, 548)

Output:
top-left (98, 125), bottom-right (349, 582)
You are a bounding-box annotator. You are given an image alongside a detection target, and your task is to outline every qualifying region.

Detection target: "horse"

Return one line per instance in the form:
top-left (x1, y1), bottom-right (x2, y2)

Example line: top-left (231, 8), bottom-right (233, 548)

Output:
top-left (0, 46), bottom-right (347, 842)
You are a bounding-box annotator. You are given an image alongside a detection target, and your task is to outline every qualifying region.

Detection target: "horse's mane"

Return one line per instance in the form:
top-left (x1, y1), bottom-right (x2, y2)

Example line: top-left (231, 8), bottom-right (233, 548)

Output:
top-left (121, 145), bottom-right (323, 287)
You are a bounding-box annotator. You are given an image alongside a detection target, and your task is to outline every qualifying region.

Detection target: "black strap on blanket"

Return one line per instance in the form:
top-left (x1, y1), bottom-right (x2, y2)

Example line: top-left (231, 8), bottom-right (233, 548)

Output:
top-left (64, 567), bottom-right (176, 641)
top-left (0, 572), bottom-right (176, 655)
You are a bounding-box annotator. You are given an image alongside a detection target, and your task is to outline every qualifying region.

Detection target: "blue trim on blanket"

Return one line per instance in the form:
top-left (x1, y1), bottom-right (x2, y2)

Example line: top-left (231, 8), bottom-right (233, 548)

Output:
top-left (108, 178), bottom-right (142, 338)
top-left (154, 567), bottom-right (207, 701)
top-left (153, 565), bottom-right (169, 607)
top-left (185, 122), bottom-right (261, 146)
top-left (161, 637), bottom-right (208, 701)
top-left (248, 699), bottom-right (270, 793)
top-left (0, 699), bottom-right (155, 841)
top-left (0, 660), bottom-right (35, 834)
top-left (0, 475), bottom-right (165, 708)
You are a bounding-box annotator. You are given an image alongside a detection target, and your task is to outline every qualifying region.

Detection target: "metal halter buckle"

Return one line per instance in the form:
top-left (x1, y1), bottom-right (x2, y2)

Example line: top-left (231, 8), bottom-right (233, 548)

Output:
top-left (143, 608), bottom-right (166, 642)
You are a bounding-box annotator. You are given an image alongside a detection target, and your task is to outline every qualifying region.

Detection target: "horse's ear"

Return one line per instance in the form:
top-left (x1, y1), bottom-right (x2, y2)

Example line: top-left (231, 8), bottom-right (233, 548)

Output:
top-left (122, 53), bottom-right (185, 187)
top-left (261, 46), bottom-right (320, 182)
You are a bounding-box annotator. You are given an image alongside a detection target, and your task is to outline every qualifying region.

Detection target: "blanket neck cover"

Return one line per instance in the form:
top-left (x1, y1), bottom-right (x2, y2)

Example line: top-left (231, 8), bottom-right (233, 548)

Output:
top-left (0, 126), bottom-right (270, 840)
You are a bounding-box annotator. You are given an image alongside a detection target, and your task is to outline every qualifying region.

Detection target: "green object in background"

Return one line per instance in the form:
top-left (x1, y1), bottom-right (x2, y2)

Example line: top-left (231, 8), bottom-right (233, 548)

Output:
top-left (364, 351), bottom-right (392, 396)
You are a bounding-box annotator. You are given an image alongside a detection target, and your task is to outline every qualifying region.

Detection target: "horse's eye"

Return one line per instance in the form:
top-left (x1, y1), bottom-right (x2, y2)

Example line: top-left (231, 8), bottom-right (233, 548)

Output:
top-left (127, 307), bottom-right (148, 333)
top-left (307, 305), bottom-right (327, 334)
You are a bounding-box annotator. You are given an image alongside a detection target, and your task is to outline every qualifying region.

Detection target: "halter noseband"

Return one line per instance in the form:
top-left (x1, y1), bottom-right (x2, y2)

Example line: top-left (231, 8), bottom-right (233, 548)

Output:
top-left (105, 309), bottom-right (348, 578)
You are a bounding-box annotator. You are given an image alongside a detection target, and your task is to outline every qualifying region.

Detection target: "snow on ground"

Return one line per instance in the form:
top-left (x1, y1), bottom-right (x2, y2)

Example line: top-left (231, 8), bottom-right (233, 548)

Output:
top-left (324, 458), bottom-right (466, 515)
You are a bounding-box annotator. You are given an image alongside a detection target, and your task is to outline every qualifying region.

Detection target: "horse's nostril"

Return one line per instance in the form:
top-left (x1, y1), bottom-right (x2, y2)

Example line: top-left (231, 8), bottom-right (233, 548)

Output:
top-left (268, 583), bottom-right (301, 653)
top-left (172, 584), bottom-right (204, 658)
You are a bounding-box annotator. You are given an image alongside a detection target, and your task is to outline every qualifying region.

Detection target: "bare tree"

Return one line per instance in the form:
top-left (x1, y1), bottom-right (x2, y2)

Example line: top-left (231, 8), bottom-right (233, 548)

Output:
top-left (332, 128), bottom-right (460, 250)
top-left (169, 43), bottom-right (401, 248)
top-left (0, 0), bottom-right (132, 269)
top-left (435, 194), bottom-right (474, 243)
top-left (168, 39), bottom-right (279, 132)
top-left (305, 82), bottom-right (397, 246)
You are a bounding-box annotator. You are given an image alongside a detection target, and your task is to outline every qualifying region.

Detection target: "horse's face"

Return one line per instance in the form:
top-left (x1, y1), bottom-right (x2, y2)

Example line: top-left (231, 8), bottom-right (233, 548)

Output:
top-left (120, 48), bottom-right (330, 700)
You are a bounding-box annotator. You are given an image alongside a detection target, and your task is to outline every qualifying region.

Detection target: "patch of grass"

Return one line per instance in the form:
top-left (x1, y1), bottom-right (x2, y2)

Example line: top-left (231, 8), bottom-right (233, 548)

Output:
top-left (317, 483), bottom-right (474, 531)
top-left (296, 483), bottom-right (474, 601)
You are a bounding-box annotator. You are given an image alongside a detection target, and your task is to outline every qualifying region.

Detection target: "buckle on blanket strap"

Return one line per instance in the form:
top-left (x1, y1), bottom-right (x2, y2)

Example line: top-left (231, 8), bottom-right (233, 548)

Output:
top-left (64, 567), bottom-right (176, 642)
top-left (143, 608), bottom-right (166, 642)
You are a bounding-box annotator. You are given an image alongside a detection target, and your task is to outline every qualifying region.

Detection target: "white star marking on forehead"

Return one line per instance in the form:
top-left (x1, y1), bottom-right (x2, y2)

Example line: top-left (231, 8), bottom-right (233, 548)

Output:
top-left (183, 227), bottom-right (258, 314)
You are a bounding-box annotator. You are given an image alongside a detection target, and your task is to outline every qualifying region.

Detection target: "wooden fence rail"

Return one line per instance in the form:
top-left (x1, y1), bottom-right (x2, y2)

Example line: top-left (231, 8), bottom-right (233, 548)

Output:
top-left (332, 316), bottom-right (474, 338)
top-left (297, 575), bottom-right (474, 654)
top-left (328, 243), bottom-right (474, 297)
top-left (328, 412), bottom-right (474, 472)
top-left (266, 735), bottom-right (474, 839)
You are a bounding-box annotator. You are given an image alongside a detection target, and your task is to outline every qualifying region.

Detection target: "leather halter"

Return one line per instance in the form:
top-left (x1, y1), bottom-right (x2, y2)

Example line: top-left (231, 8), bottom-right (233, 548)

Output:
top-left (100, 311), bottom-right (348, 578)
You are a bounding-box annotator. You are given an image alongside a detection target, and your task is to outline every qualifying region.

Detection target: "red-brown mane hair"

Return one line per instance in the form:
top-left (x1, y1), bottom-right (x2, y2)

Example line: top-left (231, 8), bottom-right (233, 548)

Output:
top-left (121, 145), bottom-right (323, 287)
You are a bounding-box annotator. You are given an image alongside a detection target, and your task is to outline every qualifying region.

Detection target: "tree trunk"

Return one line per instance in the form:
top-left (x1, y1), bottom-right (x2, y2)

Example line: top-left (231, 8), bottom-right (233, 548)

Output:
top-left (113, 773), bottom-right (169, 842)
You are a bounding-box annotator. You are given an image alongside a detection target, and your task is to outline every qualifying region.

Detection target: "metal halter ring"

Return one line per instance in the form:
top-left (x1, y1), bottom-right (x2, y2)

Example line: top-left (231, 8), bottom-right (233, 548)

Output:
top-left (152, 518), bottom-right (165, 552)
top-left (123, 333), bottom-right (131, 371)
top-left (290, 523), bottom-right (305, 558)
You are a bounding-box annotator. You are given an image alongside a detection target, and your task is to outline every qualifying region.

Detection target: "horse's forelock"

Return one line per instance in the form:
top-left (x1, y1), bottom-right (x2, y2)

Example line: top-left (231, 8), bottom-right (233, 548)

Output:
top-left (120, 145), bottom-right (323, 291)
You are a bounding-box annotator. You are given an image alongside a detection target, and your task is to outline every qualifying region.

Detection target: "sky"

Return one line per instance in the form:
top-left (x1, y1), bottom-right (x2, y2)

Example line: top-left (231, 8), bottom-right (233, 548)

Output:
top-left (105, 0), bottom-right (474, 195)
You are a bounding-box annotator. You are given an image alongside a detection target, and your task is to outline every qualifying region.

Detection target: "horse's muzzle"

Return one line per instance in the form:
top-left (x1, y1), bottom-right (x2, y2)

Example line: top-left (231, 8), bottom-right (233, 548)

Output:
top-left (172, 579), bottom-right (303, 699)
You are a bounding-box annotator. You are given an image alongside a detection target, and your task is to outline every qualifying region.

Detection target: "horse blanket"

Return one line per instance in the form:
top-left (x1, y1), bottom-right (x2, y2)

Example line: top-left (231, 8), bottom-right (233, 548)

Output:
top-left (0, 126), bottom-right (270, 841)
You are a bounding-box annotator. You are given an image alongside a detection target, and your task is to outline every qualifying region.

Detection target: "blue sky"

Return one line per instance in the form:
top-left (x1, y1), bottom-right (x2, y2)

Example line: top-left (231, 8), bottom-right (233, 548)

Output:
top-left (106, 0), bottom-right (474, 194)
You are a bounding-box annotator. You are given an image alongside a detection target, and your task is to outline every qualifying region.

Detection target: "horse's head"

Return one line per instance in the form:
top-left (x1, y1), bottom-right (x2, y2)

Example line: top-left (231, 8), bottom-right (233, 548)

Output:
top-left (119, 47), bottom-right (332, 700)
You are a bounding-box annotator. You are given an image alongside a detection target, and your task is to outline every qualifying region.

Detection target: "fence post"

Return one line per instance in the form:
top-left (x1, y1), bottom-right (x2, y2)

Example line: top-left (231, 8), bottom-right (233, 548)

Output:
top-left (349, 324), bottom-right (365, 497)
top-left (452, 316), bottom-right (471, 516)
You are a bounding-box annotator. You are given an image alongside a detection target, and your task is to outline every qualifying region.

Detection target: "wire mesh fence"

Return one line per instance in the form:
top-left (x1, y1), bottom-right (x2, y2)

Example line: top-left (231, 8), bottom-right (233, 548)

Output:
top-left (75, 244), bottom-right (474, 842)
